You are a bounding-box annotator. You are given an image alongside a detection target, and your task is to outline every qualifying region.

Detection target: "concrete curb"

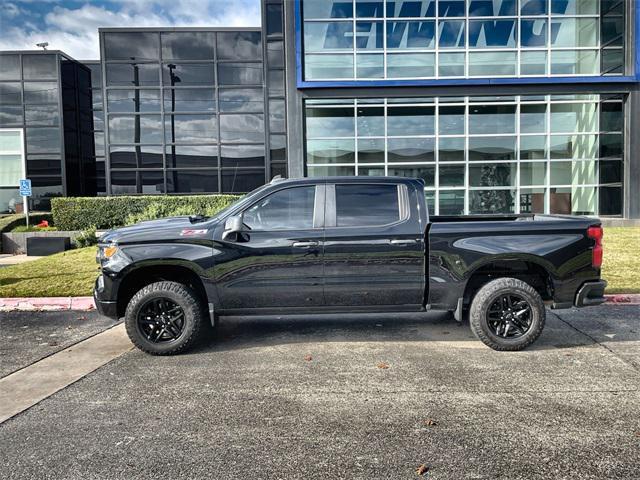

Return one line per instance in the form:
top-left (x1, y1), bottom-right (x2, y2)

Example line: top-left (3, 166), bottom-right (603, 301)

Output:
top-left (0, 294), bottom-right (638, 312)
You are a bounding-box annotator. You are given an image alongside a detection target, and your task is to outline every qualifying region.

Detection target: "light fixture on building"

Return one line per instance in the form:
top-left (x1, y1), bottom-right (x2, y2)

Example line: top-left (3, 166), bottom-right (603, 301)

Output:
top-left (36, 42), bottom-right (49, 50)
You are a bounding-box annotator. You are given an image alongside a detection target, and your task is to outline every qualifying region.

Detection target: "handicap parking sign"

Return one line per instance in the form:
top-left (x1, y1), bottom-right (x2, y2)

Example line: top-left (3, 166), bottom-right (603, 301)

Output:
top-left (19, 179), bottom-right (32, 197)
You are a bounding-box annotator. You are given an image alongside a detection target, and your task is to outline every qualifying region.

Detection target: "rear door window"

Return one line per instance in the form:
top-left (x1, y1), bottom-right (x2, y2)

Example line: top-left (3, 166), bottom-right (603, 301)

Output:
top-left (335, 184), bottom-right (400, 227)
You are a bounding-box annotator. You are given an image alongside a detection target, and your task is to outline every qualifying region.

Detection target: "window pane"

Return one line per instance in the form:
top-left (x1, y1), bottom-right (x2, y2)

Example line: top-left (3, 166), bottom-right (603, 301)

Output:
top-left (599, 160), bottom-right (622, 184)
top-left (23, 55), bottom-right (57, 80)
top-left (104, 32), bottom-right (159, 61)
top-left (439, 52), bottom-right (465, 76)
top-left (599, 186), bottom-right (622, 215)
top-left (108, 115), bottom-right (163, 144)
top-left (469, 190), bottom-right (515, 213)
top-left (166, 145), bottom-right (218, 169)
top-left (307, 139), bottom-right (355, 164)
top-left (106, 64), bottom-right (160, 86)
top-left (162, 63), bottom-right (214, 86)
top-left (0, 154), bottom-right (23, 186)
top-left (469, 0), bottom-right (517, 16)
top-left (469, 136), bottom-right (516, 161)
top-left (520, 51), bottom-right (548, 75)
top-left (601, 102), bottom-right (623, 132)
top-left (0, 105), bottom-right (23, 126)
top-left (164, 114), bottom-right (217, 144)
top-left (521, 162), bottom-right (547, 185)
top-left (550, 103), bottom-right (598, 133)
top-left (164, 88), bottom-right (216, 112)
top-left (439, 164), bottom-right (465, 187)
top-left (305, 54), bottom-right (354, 80)
top-left (110, 145), bottom-right (163, 169)
top-left (387, 21), bottom-right (436, 49)
top-left (520, 104), bottom-right (547, 133)
top-left (308, 165), bottom-right (355, 176)
top-left (521, 19), bottom-right (547, 47)
top-left (219, 88), bottom-right (263, 112)
top-left (304, 22), bottom-right (353, 51)
top-left (520, 135), bottom-right (547, 159)
top-left (550, 134), bottom-right (597, 159)
top-left (335, 184), bottom-right (400, 227)
top-left (269, 99), bottom-right (285, 133)
top-left (107, 89), bottom-right (161, 113)
top-left (439, 190), bottom-right (465, 215)
top-left (551, 50), bottom-right (599, 75)
top-left (304, 0), bottom-right (354, 19)
top-left (270, 134), bottom-right (286, 162)
top-left (26, 127), bottom-right (60, 154)
top-left (469, 52), bottom-right (516, 76)
top-left (356, 138), bottom-right (384, 164)
top-left (306, 106), bottom-right (354, 138)
top-left (221, 145), bottom-right (265, 168)
top-left (550, 160), bottom-right (597, 185)
top-left (387, 106), bottom-right (435, 136)
top-left (25, 105), bottom-right (60, 126)
top-left (161, 32), bottom-right (215, 60)
top-left (438, 20), bottom-right (465, 48)
top-left (0, 83), bottom-right (22, 104)
top-left (520, 188), bottom-right (546, 213)
top-left (387, 53), bottom-right (435, 78)
top-left (469, 163), bottom-right (517, 187)
top-left (439, 137), bottom-right (465, 161)
top-left (600, 133), bottom-right (623, 159)
top-left (439, 106), bottom-right (465, 135)
top-left (217, 32), bottom-right (262, 60)
top-left (552, 18), bottom-right (598, 48)
top-left (24, 82), bottom-right (58, 104)
top-left (0, 54), bottom-right (21, 80)
top-left (219, 114), bottom-right (264, 143)
top-left (267, 70), bottom-right (285, 95)
top-left (356, 54), bottom-right (384, 78)
top-left (521, 0), bottom-right (547, 15)
top-left (244, 186), bottom-right (315, 230)
top-left (388, 138), bottom-right (434, 162)
top-left (469, 105), bottom-right (516, 134)
top-left (357, 106), bottom-right (384, 137)
top-left (26, 154), bottom-right (62, 177)
top-left (386, 0), bottom-right (435, 17)
top-left (468, 20), bottom-right (517, 48)
top-left (266, 4), bottom-right (283, 37)
top-left (356, 21), bottom-right (383, 50)
top-left (166, 169), bottom-right (219, 193)
top-left (218, 63), bottom-right (263, 86)
top-left (267, 40), bottom-right (284, 67)
top-left (552, 0), bottom-right (598, 15)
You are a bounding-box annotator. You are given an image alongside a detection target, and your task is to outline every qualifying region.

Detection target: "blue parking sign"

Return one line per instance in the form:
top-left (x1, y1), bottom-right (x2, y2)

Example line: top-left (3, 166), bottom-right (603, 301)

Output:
top-left (19, 179), bottom-right (32, 197)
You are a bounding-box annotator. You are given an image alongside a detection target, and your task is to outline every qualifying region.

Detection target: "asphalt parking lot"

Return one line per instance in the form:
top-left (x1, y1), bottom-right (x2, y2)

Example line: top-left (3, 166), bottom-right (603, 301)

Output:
top-left (1, 305), bottom-right (639, 479)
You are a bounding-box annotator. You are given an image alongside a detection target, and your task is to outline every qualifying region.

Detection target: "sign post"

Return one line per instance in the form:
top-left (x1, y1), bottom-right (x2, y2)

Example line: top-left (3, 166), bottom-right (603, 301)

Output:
top-left (19, 179), bottom-right (32, 228)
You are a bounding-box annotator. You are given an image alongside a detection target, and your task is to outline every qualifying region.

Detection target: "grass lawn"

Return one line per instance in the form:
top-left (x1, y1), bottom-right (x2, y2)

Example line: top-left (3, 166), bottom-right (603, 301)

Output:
top-left (601, 227), bottom-right (640, 294)
top-left (0, 247), bottom-right (98, 297)
top-left (0, 227), bottom-right (638, 298)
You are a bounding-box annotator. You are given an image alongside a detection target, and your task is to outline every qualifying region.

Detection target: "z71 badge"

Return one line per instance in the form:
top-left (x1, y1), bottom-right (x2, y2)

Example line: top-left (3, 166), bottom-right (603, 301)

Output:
top-left (180, 229), bottom-right (208, 236)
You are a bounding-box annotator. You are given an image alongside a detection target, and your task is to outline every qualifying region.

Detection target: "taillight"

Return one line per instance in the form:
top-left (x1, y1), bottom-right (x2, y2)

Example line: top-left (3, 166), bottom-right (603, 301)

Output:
top-left (587, 225), bottom-right (603, 268)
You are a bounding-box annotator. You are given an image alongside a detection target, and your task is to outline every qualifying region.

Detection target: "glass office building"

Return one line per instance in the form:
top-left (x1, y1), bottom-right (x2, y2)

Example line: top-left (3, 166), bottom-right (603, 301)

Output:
top-left (284, 0), bottom-right (639, 219)
top-left (0, 0), bottom-right (638, 220)
top-left (0, 51), bottom-right (96, 212)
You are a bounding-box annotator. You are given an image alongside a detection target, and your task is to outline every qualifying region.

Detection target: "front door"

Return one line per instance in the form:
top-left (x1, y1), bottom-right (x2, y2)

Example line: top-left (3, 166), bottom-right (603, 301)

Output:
top-left (323, 182), bottom-right (425, 308)
top-left (213, 184), bottom-right (325, 311)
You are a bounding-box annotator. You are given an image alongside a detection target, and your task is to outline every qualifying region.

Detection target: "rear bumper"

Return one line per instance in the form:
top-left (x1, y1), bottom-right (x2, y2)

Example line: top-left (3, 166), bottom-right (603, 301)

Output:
top-left (93, 275), bottom-right (119, 319)
top-left (574, 280), bottom-right (607, 307)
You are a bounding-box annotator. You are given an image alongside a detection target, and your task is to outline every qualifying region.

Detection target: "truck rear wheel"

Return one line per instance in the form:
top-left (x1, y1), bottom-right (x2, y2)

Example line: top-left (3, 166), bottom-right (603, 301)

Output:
top-left (124, 281), bottom-right (205, 355)
top-left (469, 277), bottom-right (545, 351)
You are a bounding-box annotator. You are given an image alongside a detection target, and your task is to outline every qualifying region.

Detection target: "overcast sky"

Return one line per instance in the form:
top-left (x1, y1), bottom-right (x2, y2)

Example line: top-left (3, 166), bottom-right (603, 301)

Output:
top-left (0, 0), bottom-right (261, 59)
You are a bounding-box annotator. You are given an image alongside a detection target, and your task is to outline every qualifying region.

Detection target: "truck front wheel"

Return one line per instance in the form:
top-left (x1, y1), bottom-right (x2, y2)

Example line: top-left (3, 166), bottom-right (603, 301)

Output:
top-left (124, 281), bottom-right (205, 355)
top-left (469, 277), bottom-right (545, 351)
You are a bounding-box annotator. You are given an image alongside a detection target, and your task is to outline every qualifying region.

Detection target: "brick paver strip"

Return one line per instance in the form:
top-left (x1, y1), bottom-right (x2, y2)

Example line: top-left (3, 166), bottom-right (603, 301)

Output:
top-left (0, 323), bottom-right (132, 424)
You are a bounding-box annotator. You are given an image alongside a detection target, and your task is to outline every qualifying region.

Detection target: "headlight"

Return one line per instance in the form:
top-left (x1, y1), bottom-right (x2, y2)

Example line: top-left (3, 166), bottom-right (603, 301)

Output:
top-left (97, 244), bottom-right (119, 262)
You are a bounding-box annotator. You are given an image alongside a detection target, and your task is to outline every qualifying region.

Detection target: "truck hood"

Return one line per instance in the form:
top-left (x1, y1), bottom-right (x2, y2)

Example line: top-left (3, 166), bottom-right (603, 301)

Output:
top-left (100, 216), bottom-right (218, 245)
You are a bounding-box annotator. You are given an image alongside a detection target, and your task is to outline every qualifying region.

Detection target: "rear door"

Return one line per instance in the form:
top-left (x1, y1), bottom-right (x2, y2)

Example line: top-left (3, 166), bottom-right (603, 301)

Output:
top-left (323, 182), bottom-right (425, 307)
top-left (213, 184), bottom-right (325, 310)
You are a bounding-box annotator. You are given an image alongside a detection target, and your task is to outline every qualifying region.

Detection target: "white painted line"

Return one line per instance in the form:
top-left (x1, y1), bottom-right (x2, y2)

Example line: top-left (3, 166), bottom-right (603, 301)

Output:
top-left (0, 323), bottom-right (132, 424)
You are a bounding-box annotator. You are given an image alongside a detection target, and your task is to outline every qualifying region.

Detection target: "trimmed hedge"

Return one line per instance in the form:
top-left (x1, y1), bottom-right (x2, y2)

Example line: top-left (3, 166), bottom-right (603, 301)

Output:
top-left (51, 195), bottom-right (241, 231)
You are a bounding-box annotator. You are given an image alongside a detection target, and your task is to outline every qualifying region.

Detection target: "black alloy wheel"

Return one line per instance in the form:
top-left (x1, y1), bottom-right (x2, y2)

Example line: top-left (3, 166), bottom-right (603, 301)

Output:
top-left (137, 298), bottom-right (186, 344)
top-left (486, 294), bottom-right (533, 339)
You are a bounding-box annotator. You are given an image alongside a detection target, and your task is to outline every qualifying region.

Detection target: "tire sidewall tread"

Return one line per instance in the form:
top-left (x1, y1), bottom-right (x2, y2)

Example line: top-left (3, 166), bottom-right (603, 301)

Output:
top-left (469, 277), bottom-right (546, 352)
top-left (124, 281), bottom-right (205, 356)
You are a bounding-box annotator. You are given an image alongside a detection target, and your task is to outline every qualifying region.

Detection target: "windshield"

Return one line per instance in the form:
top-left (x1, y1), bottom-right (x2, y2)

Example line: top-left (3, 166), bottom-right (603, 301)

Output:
top-left (211, 183), bottom-right (272, 220)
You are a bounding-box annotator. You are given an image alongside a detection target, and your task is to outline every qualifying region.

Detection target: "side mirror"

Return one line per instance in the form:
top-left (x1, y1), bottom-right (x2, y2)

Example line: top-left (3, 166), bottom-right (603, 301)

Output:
top-left (222, 215), bottom-right (244, 241)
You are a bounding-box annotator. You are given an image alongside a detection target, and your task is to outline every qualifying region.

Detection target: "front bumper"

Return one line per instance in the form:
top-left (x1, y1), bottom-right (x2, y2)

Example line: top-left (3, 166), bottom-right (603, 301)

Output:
top-left (94, 275), bottom-right (119, 319)
top-left (574, 280), bottom-right (607, 307)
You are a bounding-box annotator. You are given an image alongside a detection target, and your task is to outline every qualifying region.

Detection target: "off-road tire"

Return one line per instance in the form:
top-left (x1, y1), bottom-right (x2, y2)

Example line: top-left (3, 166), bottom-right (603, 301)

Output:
top-left (469, 277), bottom-right (545, 351)
top-left (125, 281), bottom-right (205, 355)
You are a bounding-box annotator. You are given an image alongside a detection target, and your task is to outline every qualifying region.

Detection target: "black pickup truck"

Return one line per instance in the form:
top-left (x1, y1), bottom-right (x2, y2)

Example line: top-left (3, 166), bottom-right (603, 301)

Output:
top-left (94, 176), bottom-right (606, 355)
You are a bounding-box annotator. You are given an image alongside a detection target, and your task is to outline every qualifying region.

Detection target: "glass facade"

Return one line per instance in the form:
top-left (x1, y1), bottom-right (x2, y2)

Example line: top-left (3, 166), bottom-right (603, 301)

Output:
top-left (101, 29), bottom-right (268, 194)
top-left (0, 52), bottom-right (95, 210)
top-left (301, 0), bottom-right (625, 80)
top-left (304, 94), bottom-right (624, 215)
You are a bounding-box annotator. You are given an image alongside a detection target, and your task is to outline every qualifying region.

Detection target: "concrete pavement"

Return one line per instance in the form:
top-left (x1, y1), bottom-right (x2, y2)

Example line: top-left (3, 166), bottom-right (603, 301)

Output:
top-left (0, 306), bottom-right (639, 479)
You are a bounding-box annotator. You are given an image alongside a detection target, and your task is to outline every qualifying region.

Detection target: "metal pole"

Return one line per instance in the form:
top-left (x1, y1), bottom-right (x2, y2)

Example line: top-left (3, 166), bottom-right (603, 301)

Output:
top-left (23, 195), bottom-right (29, 228)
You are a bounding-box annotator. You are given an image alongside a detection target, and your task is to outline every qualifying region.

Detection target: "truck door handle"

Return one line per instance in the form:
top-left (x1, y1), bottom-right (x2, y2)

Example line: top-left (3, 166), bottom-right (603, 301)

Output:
top-left (292, 241), bottom-right (319, 248)
top-left (390, 239), bottom-right (417, 245)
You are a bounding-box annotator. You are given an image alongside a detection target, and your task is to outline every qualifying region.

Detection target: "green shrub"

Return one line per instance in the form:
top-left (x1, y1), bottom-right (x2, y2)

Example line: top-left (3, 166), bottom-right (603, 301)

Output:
top-left (0, 213), bottom-right (53, 233)
top-left (74, 227), bottom-right (98, 248)
top-left (10, 225), bottom-right (57, 233)
top-left (51, 195), bottom-right (240, 231)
